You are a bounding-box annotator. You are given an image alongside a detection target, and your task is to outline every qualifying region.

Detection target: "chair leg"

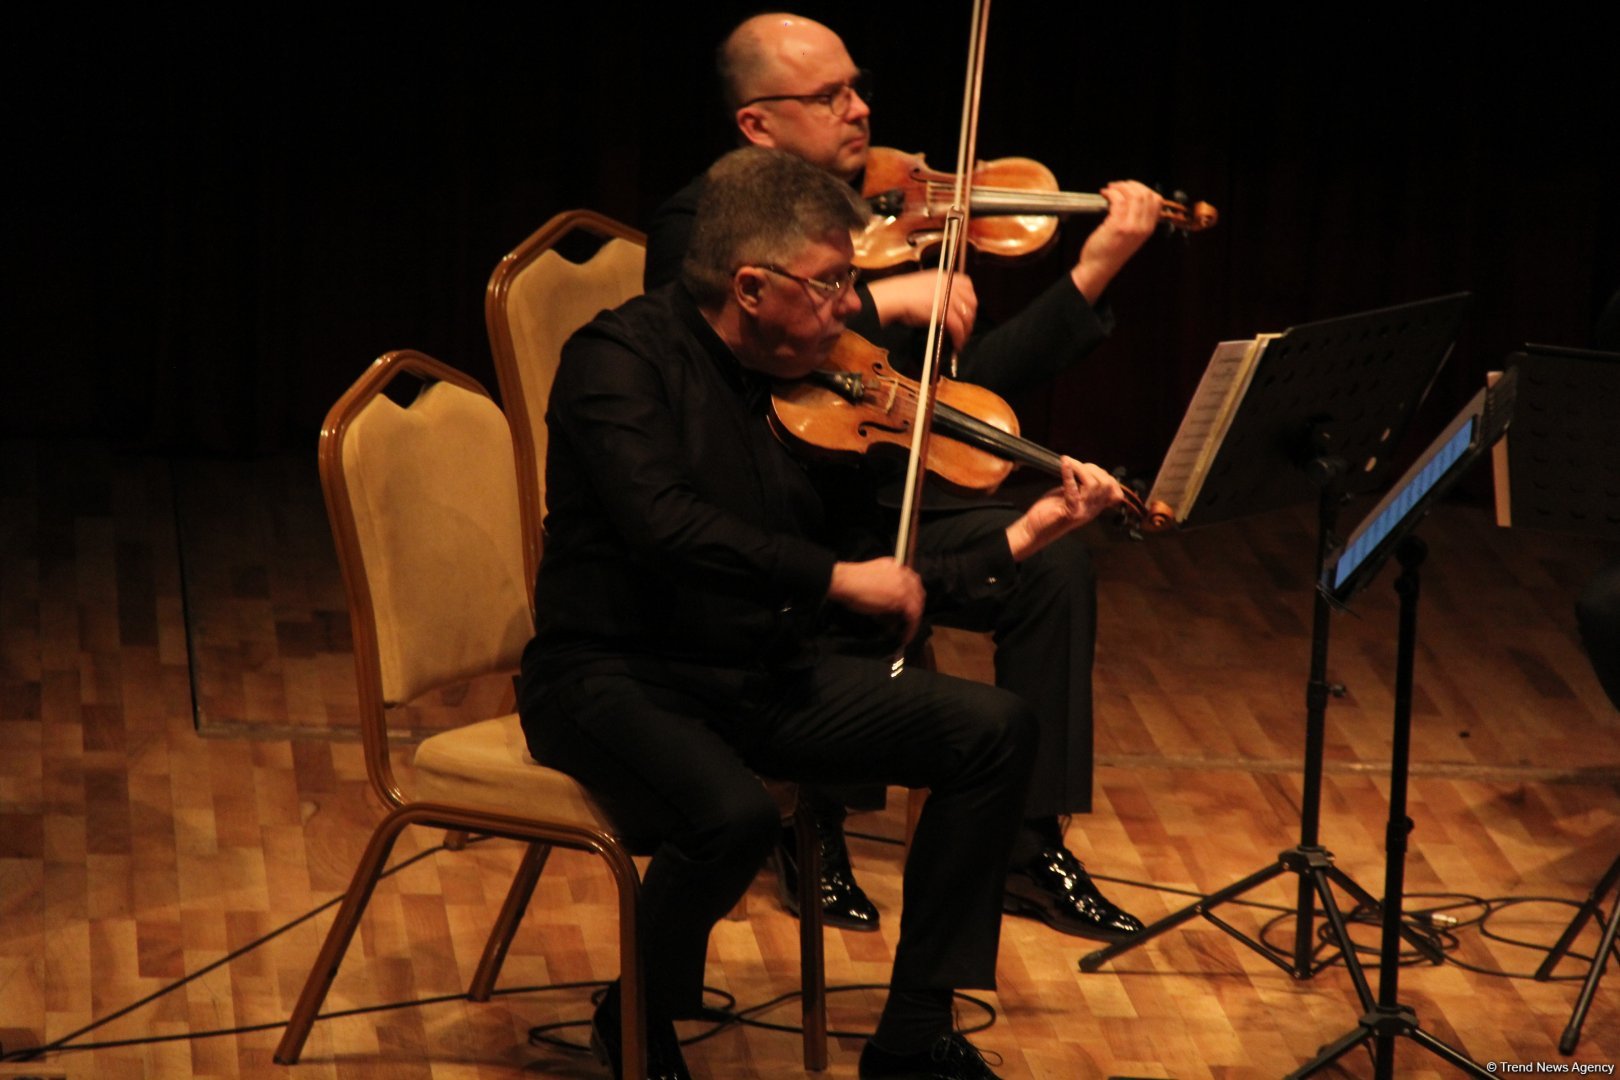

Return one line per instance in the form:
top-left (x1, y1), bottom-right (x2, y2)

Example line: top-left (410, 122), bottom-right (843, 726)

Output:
top-left (598, 840), bottom-right (646, 1080)
top-left (274, 807), bottom-right (415, 1065)
top-left (796, 802), bottom-right (828, 1071)
top-left (469, 842), bottom-right (552, 1001)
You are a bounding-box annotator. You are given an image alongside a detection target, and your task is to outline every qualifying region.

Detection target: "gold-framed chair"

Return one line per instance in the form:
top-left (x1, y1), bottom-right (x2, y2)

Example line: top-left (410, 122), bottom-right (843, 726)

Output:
top-left (485, 211), bottom-right (828, 1069)
top-left (485, 209), bottom-right (648, 587)
top-left (274, 350), bottom-right (651, 1071)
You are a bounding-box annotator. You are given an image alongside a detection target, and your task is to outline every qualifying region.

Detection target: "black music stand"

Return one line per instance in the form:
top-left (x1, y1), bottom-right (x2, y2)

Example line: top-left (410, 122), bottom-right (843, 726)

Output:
top-left (1083, 294), bottom-right (1469, 980)
top-left (1502, 344), bottom-right (1620, 1054)
top-left (1494, 344), bottom-right (1620, 543)
top-left (1287, 371), bottom-right (1516, 1079)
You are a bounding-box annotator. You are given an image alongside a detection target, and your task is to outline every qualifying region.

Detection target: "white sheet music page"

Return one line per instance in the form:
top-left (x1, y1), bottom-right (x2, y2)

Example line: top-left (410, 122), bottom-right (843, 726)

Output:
top-left (1149, 335), bottom-right (1273, 522)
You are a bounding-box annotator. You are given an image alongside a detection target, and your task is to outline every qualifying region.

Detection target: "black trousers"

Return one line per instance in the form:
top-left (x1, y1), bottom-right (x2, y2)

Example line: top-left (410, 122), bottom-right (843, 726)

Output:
top-left (915, 506), bottom-right (1099, 817)
top-left (521, 655), bottom-right (1037, 1019)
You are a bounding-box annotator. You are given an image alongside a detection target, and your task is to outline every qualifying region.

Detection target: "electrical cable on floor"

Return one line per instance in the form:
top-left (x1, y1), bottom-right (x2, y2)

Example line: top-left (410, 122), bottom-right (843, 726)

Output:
top-left (0, 835), bottom-right (1603, 1065)
top-left (1241, 890), bottom-right (1603, 980)
top-left (0, 836), bottom-right (486, 1063)
top-left (525, 984), bottom-right (995, 1055)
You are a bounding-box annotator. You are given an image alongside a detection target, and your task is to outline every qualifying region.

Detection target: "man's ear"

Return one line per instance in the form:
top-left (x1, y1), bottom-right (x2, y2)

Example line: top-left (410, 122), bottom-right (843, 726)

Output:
top-left (733, 267), bottom-right (767, 313)
top-left (736, 107), bottom-right (775, 148)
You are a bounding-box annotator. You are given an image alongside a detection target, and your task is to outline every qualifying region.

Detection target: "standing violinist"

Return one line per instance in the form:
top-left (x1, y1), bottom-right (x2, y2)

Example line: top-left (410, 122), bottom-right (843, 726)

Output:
top-left (523, 145), bottom-right (1126, 1079)
top-left (644, 12), bottom-right (1163, 942)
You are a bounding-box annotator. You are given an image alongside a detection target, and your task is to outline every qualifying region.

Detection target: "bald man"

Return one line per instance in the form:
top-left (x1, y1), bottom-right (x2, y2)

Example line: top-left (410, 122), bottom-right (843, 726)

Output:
top-left (644, 13), bottom-right (1158, 945)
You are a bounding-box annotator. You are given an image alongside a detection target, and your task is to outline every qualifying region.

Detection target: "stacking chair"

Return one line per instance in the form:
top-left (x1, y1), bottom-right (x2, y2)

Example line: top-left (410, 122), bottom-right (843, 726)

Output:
top-left (277, 348), bottom-right (827, 1072)
top-left (487, 211), bottom-right (829, 1068)
top-left (274, 349), bottom-right (648, 1070)
top-left (486, 209), bottom-right (648, 586)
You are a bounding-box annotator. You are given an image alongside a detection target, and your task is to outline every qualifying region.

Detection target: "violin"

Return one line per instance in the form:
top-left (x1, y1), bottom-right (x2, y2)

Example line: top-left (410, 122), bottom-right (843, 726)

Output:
top-left (856, 146), bottom-right (1218, 270)
top-left (771, 331), bottom-right (1172, 530)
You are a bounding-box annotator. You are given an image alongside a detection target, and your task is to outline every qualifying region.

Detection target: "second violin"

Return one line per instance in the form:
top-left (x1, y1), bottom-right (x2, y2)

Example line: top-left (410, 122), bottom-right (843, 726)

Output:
top-left (856, 145), bottom-right (1218, 270)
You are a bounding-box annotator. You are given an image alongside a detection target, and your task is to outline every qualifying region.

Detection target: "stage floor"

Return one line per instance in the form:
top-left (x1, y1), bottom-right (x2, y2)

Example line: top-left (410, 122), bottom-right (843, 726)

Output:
top-left (2, 440), bottom-right (1615, 1078)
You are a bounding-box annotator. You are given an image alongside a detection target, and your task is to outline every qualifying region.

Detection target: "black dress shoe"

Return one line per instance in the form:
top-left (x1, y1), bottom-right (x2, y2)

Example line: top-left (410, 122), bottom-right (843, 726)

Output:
top-left (589, 981), bottom-right (692, 1080)
top-left (858, 1033), bottom-right (1002, 1079)
top-left (774, 812), bottom-right (881, 931)
top-left (1002, 844), bottom-right (1146, 942)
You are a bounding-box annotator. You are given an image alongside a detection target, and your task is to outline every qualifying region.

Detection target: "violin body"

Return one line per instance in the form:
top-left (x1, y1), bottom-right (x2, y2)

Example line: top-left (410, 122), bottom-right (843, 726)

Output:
top-left (858, 147), bottom-right (1065, 270)
top-left (771, 332), bottom-right (1024, 494)
top-left (855, 146), bottom-right (1218, 271)
top-left (772, 332), bottom-right (1174, 530)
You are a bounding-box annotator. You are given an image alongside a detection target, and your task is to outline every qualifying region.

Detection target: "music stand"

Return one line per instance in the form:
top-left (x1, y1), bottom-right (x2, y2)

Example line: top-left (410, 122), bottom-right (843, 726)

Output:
top-left (1493, 344), bottom-right (1620, 542)
top-left (1084, 293), bottom-right (1469, 979)
top-left (1500, 344), bottom-right (1620, 1054)
top-left (1286, 371), bottom-right (1516, 1080)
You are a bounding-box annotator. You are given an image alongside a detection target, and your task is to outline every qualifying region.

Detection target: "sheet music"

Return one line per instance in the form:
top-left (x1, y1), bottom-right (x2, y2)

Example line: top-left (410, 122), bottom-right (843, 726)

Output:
top-left (1149, 335), bottom-right (1273, 521)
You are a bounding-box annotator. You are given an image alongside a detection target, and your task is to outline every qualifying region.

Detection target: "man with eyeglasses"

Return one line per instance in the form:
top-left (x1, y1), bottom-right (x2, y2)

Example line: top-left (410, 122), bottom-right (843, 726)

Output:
top-left (644, 12), bottom-right (1158, 946)
top-left (522, 146), bottom-right (1126, 1079)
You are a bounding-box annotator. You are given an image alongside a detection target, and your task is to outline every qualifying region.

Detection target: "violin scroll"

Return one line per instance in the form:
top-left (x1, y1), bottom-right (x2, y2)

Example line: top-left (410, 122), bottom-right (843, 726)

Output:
top-left (1112, 469), bottom-right (1175, 537)
top-left (1161, 190), bottom-right (1218, 235)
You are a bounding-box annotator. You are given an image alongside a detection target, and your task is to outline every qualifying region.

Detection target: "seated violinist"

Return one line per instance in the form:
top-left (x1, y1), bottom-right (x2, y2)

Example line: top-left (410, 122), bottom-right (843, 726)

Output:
top-left (645, 12), bottom-right (1163, 940)
top-left (519, 146), bottom-right (1127, 1079)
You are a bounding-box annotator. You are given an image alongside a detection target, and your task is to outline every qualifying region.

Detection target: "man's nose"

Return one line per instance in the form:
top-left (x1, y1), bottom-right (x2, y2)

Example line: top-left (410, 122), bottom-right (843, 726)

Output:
top-left (836, 280), bottom-right (862, 317)
top-left (844, 88), bottom-right (872, 123)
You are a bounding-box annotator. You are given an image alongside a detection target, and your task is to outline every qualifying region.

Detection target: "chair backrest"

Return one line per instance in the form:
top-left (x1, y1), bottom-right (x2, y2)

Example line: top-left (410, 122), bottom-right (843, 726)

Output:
top-left (486, 210), bottom-right (646, 587)
top-left (318, 349), bottom-right (534, 808)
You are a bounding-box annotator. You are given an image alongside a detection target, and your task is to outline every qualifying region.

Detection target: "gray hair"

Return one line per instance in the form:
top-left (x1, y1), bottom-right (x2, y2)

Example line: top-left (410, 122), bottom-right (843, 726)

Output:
top-left (681, 147), bottom-right (865, 307)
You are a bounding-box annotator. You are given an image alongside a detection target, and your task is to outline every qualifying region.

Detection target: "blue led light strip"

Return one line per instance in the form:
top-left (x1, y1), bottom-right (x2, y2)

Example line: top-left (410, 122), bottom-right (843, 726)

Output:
top-left (1333, 418), bottom-right (1475, 590)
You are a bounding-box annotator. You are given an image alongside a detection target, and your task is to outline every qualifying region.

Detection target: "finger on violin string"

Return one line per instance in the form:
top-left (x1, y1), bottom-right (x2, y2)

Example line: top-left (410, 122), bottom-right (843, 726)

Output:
top-left (1058, 455), bottom-right (1085, 510)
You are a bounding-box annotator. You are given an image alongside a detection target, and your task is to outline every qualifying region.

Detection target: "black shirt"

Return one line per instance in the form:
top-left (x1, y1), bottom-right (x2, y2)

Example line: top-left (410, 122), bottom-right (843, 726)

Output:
top-left (523, 284), bottom-right (1014, 692)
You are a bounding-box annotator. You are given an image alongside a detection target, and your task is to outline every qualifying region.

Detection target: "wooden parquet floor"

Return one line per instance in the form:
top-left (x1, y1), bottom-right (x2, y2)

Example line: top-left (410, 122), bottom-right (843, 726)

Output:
top-left (2, 438), bottom-right (1617, 1079)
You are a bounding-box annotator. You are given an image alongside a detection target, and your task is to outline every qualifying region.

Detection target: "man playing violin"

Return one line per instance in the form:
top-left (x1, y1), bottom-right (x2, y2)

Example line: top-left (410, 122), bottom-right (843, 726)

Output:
top-left (644, 12), bottom-right (1162, 942)
top-left (522, 145), bottom-right (1126, 1079)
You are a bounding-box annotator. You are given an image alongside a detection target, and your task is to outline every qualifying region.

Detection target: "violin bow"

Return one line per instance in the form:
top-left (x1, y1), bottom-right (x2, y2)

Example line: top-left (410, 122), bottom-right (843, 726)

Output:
top-left (890, 0), bottom-right (991, 676)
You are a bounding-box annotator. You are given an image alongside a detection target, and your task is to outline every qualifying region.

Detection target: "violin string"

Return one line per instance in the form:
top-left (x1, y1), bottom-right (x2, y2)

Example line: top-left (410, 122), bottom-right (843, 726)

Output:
top-left (885, 378), bottom-right (1058, 469)
top-left (862, 370), bottom-right (1163, 520)
top-left (923, 184), bottom-right (1108, 210)
top-left (918, 182), bottom-right (1192, 217)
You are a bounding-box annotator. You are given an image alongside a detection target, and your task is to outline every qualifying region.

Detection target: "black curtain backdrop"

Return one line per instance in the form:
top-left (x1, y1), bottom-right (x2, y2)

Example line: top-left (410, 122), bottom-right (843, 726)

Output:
top-left (8, 2), bottom-right (1615, 476)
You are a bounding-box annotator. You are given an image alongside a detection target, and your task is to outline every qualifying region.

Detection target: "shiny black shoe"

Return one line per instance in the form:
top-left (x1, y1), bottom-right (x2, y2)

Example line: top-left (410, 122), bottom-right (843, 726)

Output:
top-left (1002, 844), bottom-right (1146, 942)
top-left (858, 1032), bottom-right (1002, 1079)
top-left (589, 981), bottom-right (692, 1080)
top-left (774, 815), bottom-right (881, 932)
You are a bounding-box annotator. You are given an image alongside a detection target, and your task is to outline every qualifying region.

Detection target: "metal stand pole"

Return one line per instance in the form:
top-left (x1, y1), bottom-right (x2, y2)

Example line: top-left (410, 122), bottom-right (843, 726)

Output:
top-left (1289, 537), bottom-right (1488, 1078)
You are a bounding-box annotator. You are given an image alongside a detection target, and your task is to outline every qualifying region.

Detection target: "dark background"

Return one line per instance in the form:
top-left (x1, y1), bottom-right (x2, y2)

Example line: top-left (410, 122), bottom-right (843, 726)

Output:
top-left (8, 2), bottom-right (1615, 477)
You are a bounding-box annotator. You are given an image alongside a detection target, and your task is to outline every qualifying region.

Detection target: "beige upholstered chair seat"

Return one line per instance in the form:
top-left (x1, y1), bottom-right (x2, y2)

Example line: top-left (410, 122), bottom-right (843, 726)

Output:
top-left (412, 714), bottom-right (613, 829)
